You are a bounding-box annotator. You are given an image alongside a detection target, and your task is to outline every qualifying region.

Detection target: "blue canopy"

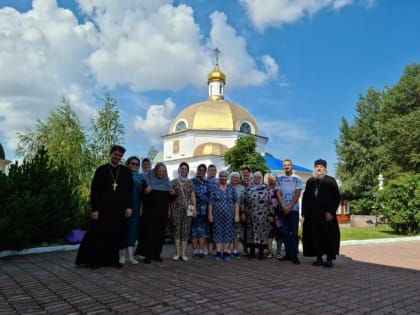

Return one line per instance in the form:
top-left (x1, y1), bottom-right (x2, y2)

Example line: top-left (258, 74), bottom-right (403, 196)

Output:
top-left (265, 155), bottom-right (312, 173)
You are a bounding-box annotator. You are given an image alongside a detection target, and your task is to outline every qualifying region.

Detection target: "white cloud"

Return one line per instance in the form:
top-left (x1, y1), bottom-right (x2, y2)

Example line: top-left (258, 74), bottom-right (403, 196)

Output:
top-left (206, 11), bottom-right (278, 87)
top-left (133, 98), bottom-right (176, 145)
top-left (240, 0), bottom-right (354, 31)
top-left (0, 0), bottom-right (98, 155)
top-left (261, 55), bottom-right (278, 79)
top-left (0, 0), bottom-right (279, 158)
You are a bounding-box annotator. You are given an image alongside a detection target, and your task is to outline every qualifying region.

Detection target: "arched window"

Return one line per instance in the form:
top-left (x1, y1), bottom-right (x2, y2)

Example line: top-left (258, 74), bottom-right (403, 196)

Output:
top-left (175, 121), bottom-right (187, 132)
top-left (240, 122), bottom-right (252, 134)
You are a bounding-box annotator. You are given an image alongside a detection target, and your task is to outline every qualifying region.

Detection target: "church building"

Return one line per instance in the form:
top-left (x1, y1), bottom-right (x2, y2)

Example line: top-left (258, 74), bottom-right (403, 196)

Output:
top-left (159, 53), bottom-right (312, 181)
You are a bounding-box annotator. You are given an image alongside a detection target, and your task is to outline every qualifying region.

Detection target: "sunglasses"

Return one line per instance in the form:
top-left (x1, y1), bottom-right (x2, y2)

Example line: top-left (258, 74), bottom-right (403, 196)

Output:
top-left (130, 162), bottom-right (139, 166)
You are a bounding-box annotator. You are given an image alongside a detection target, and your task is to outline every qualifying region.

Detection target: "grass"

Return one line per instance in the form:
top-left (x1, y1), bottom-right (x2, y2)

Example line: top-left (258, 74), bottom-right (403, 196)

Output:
top-left (339, 226), bottom-right (411, 241)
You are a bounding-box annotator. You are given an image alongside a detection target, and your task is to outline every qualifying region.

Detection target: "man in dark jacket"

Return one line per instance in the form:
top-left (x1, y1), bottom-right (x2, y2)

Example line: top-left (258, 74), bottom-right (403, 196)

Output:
top-left (302, 159), bottom-right (340, 268)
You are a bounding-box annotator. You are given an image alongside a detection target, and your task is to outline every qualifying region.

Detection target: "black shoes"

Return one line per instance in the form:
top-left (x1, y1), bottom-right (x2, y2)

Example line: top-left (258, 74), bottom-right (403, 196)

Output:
top-left (291, 256), bottom-right (300, 265)
top-left (278, 254), bottom-right (291, 261)
top-left (312, 258), bottom-right (323, 266)
top-left (153, 257), bottom-right (164, 262)
top-left (323, 260), bottom-right (333, 268)
top-left (144, 258), bottom-right (151, 264)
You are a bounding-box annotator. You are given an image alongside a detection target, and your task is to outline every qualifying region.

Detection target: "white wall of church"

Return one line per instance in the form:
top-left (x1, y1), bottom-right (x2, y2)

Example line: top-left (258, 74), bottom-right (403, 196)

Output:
top-left (163, 130), bottom-right (267, 162)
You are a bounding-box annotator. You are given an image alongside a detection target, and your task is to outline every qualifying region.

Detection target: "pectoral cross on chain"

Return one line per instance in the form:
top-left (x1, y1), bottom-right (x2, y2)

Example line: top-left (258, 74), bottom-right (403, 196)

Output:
top-left (314, 188), bottom-right (319, 197)
top-left (112, 182), bottom-right (118, 191)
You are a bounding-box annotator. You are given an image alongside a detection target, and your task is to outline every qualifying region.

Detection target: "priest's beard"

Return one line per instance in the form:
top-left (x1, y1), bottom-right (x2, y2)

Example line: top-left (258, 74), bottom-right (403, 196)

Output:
top-left (314, 170), bottom-right (326, 180)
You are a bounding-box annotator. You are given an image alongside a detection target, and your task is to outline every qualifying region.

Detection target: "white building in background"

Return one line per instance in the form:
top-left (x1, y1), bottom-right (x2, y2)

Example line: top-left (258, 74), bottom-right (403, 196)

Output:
top-left (160, 57), bottom-right (268, 179)
top-left (156, 53), bottom-right (312, 180)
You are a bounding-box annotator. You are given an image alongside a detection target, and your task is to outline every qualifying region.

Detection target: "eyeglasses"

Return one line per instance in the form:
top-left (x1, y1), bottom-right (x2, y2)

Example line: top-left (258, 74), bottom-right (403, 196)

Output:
top-left (180, 167), bottom-right (188, 170)
top-left (130, 162), bottom-right (139, 166)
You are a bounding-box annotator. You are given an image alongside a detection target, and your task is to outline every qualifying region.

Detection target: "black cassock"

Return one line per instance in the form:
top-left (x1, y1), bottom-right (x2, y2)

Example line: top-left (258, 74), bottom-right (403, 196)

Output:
top-left (302, 175), bottom-right (341, 259)
top-left (76, 164), bottom-right (133, 267)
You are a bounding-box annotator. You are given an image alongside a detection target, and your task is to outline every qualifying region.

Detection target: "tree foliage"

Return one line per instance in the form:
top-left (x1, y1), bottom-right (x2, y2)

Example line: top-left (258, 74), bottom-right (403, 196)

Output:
top-left (146, 145), bottom-right (158, 161)
top-left (88, 93), bottom-right (124, 166)
top-left (9, 93), bottom-right (126, 250)
top-left (17, 97), bottom-right (91, 216)
top-left (223, 135), bottom-right (267, 173)
top-left (377, 173), bottom-right (420, 234)
top-left (0, 148), bottom-right (79, 250)
top-left (335, 63), bottom-right (420, 216)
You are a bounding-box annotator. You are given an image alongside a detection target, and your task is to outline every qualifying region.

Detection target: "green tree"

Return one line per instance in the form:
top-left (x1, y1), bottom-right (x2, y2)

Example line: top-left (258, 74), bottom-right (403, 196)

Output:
top-left (17, 97), bottom-right (90, 216)
top-left (335, 63), bottom-right (420, 214)
top-left (88, 93), bottom-right (124, 166)
top-left (0, 148), bottom-right (79, 250)
top-left (378, 63), bottom-right (420, 177)
top-left (377, 173), bottom-right (420, 234)
top-left (146, 145), bottom-right (159, 161)
top-left (335, 89), bottom-right (384, 213)
top-left (223, 135), bottom-right (267, 173)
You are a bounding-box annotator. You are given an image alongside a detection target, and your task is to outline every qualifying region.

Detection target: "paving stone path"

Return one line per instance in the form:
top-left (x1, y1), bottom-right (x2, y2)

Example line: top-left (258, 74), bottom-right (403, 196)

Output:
top-left (1, 240), bottom-right (419, 314)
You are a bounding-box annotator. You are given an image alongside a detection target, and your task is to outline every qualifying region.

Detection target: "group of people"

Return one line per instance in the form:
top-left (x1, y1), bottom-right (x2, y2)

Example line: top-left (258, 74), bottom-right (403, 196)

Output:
top-left (75, 145), bottom-right (341, 269)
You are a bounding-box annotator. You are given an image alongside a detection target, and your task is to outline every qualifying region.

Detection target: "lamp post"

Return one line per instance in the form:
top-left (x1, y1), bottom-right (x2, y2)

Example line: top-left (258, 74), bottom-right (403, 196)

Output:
top-left (375, 173), bottom-right (384, 226)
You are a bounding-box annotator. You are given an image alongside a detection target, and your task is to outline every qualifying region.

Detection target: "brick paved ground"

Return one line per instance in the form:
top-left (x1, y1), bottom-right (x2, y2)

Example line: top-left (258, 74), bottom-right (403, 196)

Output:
top-left (1, 241), bottom-right (419, 314)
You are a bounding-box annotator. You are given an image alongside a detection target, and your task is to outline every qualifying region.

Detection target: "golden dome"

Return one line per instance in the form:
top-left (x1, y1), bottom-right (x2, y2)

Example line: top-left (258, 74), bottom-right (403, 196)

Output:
top-left (208, 64), bottom-right (226, 83)
top-left (169, 99), bottom-right (259, 135)
top-left (194, 142), bottom-right (228, 157)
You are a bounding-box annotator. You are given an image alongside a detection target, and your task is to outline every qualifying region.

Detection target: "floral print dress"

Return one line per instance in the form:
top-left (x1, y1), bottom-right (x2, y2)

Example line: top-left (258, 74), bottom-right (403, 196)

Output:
top-left (244, 184), bottom-right (273, 245)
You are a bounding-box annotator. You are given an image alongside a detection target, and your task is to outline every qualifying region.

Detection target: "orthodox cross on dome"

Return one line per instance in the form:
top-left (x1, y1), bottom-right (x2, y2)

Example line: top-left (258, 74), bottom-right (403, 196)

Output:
top-left (214, 48), bottom-right (221, 64)
top-left (208, 48), bottom-right (225, 100)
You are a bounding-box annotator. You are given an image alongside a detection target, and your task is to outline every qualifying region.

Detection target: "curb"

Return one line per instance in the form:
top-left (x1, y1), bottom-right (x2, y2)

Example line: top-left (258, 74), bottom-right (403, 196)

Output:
top-left (1, 236), bottom-right (420, 258)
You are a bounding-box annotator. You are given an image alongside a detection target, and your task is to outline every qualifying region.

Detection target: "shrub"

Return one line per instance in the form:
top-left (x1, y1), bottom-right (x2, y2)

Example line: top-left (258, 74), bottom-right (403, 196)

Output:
top-left (377, 173), bottom-right (420, 234)
top-left (0, 148), bottom-right (80, 250)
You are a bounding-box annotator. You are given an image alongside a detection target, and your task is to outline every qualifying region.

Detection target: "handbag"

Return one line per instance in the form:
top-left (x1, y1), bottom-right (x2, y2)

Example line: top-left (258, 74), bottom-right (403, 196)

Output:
top-left (179, 180), bottom-right (194, 216)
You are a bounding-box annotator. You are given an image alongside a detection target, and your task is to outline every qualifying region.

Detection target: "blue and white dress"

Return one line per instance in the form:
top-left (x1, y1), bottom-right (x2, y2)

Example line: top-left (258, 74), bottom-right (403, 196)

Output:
top-left (209, 184), bottom-right (238, 244)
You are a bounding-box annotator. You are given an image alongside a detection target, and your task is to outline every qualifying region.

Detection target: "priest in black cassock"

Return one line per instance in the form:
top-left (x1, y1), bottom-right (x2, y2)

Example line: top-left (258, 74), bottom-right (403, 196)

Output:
top-left (302, 159), bottom-right (341, 268)
top-left (76, 145), bottom-right (133, 268)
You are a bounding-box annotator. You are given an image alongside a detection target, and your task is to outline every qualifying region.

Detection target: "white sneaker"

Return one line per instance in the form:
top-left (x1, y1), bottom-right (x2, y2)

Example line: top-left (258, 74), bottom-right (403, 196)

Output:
top-left (119, 256), bottom-right (126, 264)
top-left (172, 255), bottom-right (180, 261)
top-left (135, 255), bottom-right (145, 260)
top-left (181, 256), bottom-right (189, 262)
top-left (127, 257), bottom-right (138, 265)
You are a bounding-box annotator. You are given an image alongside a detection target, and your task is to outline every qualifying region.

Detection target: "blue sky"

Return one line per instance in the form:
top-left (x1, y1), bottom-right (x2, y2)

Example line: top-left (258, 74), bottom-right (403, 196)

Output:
top-left (0, 0), bottom-right (419, 175)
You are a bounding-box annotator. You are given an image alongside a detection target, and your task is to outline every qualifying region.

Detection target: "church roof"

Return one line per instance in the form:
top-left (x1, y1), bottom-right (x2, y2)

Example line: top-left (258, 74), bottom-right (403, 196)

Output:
top-left (193, 142), bottom-right (228, 157)
top-left (0, 143), bottom-right (5, 160)
top-left (169, 99), bottom-right (259, 135)
top-left (265, 155), bottom-right (312, 173)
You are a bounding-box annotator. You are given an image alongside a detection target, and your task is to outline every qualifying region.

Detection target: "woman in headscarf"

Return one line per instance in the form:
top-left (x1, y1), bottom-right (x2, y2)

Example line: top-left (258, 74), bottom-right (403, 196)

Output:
top-left (208, 170), bottom-right (239, 261)
top-left (170, 162), bottom-right (196, 261)
top-left (230, 172), bottom-right (246, 258)
top-left (191, 164), bottom-right (211, 258)
top-left (243, 171), bottom-right (273, 259)
top-left (142, 162), bottom-right (176, 264)
top-left (119, 156), bottom-right (146, 264)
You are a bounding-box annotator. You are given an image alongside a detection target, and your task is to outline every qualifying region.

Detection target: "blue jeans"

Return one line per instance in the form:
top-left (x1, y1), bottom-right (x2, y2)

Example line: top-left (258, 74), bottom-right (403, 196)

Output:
top-left (283, 211), bottom-right (299, 257)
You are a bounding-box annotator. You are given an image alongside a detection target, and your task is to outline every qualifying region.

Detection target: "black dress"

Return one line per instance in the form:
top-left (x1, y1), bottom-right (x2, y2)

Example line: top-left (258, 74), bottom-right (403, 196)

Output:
top-left (141, 189), bottom-right (172, 260)
top-left (75, 164), bottom-right (133, 267)
top-left (302, 175), bottom-right (341, 259)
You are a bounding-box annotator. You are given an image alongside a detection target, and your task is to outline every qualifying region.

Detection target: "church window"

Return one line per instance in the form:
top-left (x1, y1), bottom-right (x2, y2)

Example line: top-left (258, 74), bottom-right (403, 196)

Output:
top-left (240, 122), bottom-right (252, 134)
top-left (175, 121), bottom-right (187, 132)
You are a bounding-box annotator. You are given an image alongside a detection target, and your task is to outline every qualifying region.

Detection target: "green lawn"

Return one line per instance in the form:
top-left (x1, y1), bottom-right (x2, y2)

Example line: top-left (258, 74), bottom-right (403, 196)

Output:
top-left (339, 226), bottom-right (411, 241)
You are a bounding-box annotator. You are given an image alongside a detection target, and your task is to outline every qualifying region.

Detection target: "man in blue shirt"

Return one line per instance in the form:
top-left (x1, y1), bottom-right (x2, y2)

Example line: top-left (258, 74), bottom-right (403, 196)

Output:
top-left (277, 159), bottom-right (303, 264)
